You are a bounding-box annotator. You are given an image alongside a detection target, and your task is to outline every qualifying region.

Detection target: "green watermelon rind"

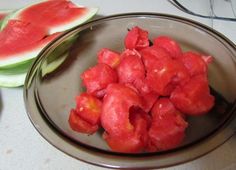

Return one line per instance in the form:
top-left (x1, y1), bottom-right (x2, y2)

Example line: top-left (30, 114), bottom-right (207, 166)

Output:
top-left (0, 59), bottom-right (33, 74)
top-left (0, 72), bottom-right (27, 87)
top-left (41, 53), bottom-right (68, 77)
top-left (0, 58), bottom-right (33, 69)
top-left (0, 42), bottom-right (52, 67)
top-left (41, 33), bottom-right (79, 77)
top-left (0, 59), bottom-right (33, 87)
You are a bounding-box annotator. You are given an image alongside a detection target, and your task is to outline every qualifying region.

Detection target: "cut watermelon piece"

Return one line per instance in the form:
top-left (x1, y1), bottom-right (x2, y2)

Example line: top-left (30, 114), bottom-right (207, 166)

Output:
top-left (0, 20), bottom-right (61, 67)
top-left (0, 0), bottom-right (98, 87)
top-left (0, 33), bottom-right (77, 87)
top-left (1, 0), bottom-right (98, 34)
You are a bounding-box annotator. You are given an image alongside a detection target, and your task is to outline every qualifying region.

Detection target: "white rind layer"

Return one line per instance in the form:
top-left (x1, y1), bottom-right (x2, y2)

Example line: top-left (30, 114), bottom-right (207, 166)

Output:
top-left (0, 41), bottom-right (49, 67)
top-left (0, 72), bottom-right (27, 87)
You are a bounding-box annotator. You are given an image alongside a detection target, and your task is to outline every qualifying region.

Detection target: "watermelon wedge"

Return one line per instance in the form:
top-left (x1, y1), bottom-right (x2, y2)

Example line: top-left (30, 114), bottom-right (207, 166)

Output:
top-left (0, 31), bottom-right (77, 87)
top-left (0, 0), bottom-right (98, 34)
top-left (0, 0), bottom-right (98, 87)
top-left (0, 20), bottom-right (61, 67)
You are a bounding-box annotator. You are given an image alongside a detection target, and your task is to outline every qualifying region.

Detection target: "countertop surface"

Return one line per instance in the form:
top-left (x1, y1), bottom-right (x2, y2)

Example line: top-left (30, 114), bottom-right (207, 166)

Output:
top-left (0, 0), bottom-right (236, 170)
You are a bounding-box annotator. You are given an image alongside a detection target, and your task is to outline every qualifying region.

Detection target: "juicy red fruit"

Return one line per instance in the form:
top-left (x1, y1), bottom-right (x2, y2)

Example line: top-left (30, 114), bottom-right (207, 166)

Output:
top-left (69, 26), bottom-right (215, 153)
top-left (0, 20), bottom-right (48, 57)
top-left (81, 63), bottom-right (118, 98)
top-left (101, 84), bottom-right (143, 136)
top-left (117, 49), bottom-right (145, 84)
top-left (68, 109), bottom-right (99, 134)
top-left (97, 48), bottom-right (121, 68)
top-left (141, 92), bottom-right (159, 113)
top-left (170, 75), bottom-right (215, 115)
top-left (153, 36), bottom-right (182, 58)
top-left (148, 98), bottom-right (188, 151)
top-left (178, 51), bottom-right (209, 77)
top-left (19, 0), bottom-right (88, 29)
top-left (103, 108), bottom-right (150, 153)
top-left (75, 93), bottom-right (102, 125)
top-left (125, 26), bottom-right (149, 50)
top-left (144, 52), bottom-right (190, 96)
top-left (140, 46), bottom-right (172, 67)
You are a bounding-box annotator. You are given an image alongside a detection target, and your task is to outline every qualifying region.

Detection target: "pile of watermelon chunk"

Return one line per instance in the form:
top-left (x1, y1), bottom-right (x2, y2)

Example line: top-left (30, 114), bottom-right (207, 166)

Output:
top-left (69, 26), bottom-right (215, 153)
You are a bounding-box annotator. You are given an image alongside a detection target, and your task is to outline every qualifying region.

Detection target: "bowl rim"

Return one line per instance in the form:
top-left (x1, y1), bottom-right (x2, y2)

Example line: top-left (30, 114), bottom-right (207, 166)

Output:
top-left (23, 12), bottom-right (236, 169)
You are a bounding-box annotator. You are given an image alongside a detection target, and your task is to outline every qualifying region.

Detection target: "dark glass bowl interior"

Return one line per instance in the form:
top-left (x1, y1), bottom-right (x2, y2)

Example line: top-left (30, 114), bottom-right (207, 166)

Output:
top-left (24, 13), bottom-right (236, 168)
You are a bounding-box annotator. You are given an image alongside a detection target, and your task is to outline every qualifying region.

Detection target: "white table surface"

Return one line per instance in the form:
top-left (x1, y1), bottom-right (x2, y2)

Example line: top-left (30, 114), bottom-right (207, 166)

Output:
top-left (0, 1), bottom-right (236, 170)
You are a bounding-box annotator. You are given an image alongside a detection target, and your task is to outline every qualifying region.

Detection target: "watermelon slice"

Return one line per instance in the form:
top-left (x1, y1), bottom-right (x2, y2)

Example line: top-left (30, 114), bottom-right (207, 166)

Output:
top-left (0, 0), bottom-right (98, 87)
top-left (0, 0), bottom-right (98, 34)
top-left (0, 32), bottom-right (77, 87)
top-left (0, 20), bottom-right (61, 67)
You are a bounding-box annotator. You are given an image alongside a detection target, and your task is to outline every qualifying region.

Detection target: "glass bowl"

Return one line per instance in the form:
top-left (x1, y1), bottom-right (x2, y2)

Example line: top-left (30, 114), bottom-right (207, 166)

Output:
top-left (24, 13), bottom-right (236, 169)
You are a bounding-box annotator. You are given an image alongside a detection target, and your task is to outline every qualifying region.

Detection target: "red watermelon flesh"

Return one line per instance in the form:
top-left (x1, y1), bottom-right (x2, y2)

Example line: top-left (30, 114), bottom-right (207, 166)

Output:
top-left (0, 20), bottom-right (59, 59)
top-left (0, 14), bottom-right (7, 20)
top-left (0, 10), bottom-right (10, 20)
top-left (17, 0), bottom-right (88, 32)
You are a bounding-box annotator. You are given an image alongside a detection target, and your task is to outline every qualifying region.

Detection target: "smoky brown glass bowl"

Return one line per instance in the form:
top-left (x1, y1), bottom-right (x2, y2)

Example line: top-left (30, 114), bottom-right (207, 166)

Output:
top-left (23, 13), bottom-right (236, 169)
